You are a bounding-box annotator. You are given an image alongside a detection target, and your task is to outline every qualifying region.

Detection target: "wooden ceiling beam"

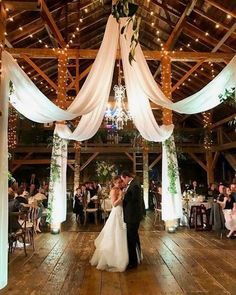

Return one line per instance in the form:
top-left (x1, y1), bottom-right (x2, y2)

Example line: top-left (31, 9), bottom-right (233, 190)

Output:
top-left (153, 0), bottom-right (197, 78)
top-left (165, 0), bottom-right (197, 50)
top-left (3, 0), bottom-right (41, 11)
top-left (184, 23), bottom-right (235, 53)
top-left (172, 22), bottom-right (236, 93)
top-left (204, 0), bottom-right (236, 19)
top-left (39, 0), bottom-right (66, 47)
top-left (211, 113), bottom-right (236, 129)
top-left (21, 54), bottom-right (58, 90)
top-left (7, 48), bottom-right (234, 61)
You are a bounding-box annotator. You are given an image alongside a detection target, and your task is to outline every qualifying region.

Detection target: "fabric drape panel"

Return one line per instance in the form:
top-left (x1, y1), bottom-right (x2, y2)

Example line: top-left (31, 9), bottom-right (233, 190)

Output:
top-left (2, 15), bottom-right (119, 124)
top-left (48, 126), bottom-right (68, 225)
top-left (2, 51), bottom-right (78, 123)
top-left (128, 32), bottom-right (236, 114)
top-left (68, 16), bottom-right (119, 115)
top-left (161, 136), bottom-right (183, 221)
top-left (0, 62), bottom-right (9, 289)
top-left (120, 19), bottom-right (174, 142)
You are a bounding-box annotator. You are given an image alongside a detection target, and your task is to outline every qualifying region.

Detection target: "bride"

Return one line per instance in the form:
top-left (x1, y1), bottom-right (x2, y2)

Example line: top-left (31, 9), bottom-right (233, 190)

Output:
top-left (90, 175), bottom-right (128, 272)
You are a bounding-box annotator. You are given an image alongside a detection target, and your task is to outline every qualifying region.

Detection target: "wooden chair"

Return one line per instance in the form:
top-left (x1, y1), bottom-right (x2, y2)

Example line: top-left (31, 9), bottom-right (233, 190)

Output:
top-left (83, 201), bottom-right (99, 225)
top-left (9, 212), bottom-right (28, 256)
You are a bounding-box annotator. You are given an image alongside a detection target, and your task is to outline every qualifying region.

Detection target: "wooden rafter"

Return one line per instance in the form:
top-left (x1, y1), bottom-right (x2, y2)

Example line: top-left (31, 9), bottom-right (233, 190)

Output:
top-left (188, 152), bottom-right (207, 171)
top-left (149, 154), bottom-right (162, 170)
top-left (212, 152), bottom-right (219, 170)
top-left (3, 1), bottom-right (41, 11)
top-left (165, 0), bottom-right (197, 50)
top-left (12, 152), bottom-right (33, 172)
top-left (6, 48), bottom-right (234, 61)
top-left (172, 22), bottom-right (236, 93)
top-left (80, 152), bottom-right (99, 172)
top-left (21, 54), bottom-right (58, 90)
top-left (204, 0), bottom-right (236, 19)
top-left (39, 0), bottom-right (66, 47)
top-left (125, 152), bottom-right (134, 162)
top-left (211, 113), bottom-right (236, 129)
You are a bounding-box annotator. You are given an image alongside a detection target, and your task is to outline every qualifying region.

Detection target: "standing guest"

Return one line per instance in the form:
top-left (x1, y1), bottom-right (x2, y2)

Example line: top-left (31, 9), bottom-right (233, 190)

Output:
top-left (206, 183), bottom-right (219, 200)
top-left (73, 187), bottom-right (85, 224)
top-left (121, 170), bottom-right (143, 269)
top-left (230, 183), bottom-right (236, 212)
top-left (28, 173), bottom-right (40, 190)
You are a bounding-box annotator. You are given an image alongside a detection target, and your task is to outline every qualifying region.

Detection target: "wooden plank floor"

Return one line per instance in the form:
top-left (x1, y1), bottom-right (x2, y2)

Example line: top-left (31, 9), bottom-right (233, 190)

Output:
top-left (1, 213), bottom-right (236, 295)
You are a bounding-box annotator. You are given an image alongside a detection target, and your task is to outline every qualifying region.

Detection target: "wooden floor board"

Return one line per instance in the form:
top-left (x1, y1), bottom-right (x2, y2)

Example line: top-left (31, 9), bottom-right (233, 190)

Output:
top-left (1, 213), bottom-right (236, 295)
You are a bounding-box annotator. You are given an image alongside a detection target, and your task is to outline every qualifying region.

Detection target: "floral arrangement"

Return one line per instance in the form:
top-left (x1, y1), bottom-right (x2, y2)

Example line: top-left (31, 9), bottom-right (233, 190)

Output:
top-left (96, 161), bottom-right (117, 184)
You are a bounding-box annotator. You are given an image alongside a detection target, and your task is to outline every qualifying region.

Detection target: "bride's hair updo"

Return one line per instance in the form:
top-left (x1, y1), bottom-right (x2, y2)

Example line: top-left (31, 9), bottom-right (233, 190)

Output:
top-left (111, 175), bottom-right (121, 188)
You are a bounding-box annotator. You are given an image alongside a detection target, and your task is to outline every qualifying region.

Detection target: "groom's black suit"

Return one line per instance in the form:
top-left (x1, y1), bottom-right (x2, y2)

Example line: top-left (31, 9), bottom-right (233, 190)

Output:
top-left (123, 177), bottom-right (142, 267)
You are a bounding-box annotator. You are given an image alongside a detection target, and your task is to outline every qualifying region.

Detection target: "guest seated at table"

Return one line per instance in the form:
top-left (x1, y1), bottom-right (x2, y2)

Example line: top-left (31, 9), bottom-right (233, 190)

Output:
top-left (215, 183), bottom-right (225, 201)
top-left (217, 187), bottom-right (235, 210)
top-left (8, 190), bottom-right (21, 233)
top-left (206, 183), bottom-right (219, 200)
top-left (189, 180), bottom-right (202, 195)
top-left (15, 187), bottom-right (29, 204)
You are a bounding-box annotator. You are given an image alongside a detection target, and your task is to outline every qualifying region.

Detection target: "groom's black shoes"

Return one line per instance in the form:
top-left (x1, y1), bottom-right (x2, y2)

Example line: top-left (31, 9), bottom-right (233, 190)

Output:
top-left (126, 263), bottom-right (137, 270)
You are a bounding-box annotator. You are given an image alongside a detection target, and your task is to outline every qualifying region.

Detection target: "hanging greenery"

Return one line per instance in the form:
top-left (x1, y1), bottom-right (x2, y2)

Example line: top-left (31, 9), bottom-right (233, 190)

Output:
top-left (219, 87), bottom-right (236, 126)
top-left (47, 134), bottom-right (67, 223)
top-left (106, 0), bottom-right (141, 64)
top-left (164, 137), bottom-right (178, 194)
top-left (219, 87), bottom-right (235, 107)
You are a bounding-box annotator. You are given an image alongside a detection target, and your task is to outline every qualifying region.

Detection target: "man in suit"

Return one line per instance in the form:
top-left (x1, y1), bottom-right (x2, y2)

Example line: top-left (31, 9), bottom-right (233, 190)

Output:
top-left (121, 170), bottom-right (143, 269)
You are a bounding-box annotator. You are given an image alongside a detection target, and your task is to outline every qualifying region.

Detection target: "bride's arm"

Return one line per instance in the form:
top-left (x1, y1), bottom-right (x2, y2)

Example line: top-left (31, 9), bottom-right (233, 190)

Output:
top-left (110, 189), bottom-right (122, 207)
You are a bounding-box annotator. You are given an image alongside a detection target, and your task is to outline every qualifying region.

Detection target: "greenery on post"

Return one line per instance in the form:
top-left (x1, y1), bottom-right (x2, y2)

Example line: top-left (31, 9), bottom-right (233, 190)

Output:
top-left (47, 134), bottom-right (67, 223)
top-left (164, 137), bottom-right (178, 195)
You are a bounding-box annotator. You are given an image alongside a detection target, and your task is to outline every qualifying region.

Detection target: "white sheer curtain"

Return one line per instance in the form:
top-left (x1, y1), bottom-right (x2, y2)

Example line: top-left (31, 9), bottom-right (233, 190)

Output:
top-left (125, 29), bottom-right (236, 114)
top-left (0, 63), bottom-right (9, 290)
top-left (120, 19), bottom-right (174, 142)
top-left (2, 16), bottom-right (119, 124)
top-left (48, 126), bottom-right (68, 225)
top-left (161, 136), bottom-right (182, 221)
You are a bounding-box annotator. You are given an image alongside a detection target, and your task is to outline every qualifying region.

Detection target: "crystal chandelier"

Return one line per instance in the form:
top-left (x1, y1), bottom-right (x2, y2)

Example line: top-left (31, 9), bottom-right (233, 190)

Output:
top-left (105, 84), bottom-right (132, 130)
top-left (104, 57), bottom-right (132, 130)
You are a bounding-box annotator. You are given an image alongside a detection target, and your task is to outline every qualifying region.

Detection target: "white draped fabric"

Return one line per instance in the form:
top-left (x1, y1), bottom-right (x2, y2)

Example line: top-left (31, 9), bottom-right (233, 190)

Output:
top-left (0, 66), bottom-right (9, 289)
top-left (162, 136), bottom-right (183, 221)
top-left (48, 126), bottom-right (68, 225)
top-left (120, 19), bottom-right (174, 142)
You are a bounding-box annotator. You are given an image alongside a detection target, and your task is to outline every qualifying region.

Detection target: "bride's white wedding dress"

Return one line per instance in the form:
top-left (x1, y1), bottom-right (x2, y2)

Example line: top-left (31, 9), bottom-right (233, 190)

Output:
top-left (90, 204), bottom-right (128, 272)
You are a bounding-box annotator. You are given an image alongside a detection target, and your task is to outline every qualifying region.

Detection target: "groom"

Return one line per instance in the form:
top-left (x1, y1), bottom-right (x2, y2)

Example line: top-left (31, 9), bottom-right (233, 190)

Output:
top-left (121, 170), bottom-right (143, 269)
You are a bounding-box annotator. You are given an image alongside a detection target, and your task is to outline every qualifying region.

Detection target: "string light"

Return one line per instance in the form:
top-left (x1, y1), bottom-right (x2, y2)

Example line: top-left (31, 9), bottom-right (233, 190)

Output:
top-left (8, 107), bottom-right (18, 150)
top-left (203, 111), bottom-right (213, 150)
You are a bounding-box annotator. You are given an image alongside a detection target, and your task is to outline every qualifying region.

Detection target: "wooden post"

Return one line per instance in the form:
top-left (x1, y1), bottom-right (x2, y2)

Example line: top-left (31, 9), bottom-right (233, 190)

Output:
top-left (206, 151), bottom-right (214, 185)
top-left (203, 111), bottom-right (214, 185)
top-left (74, 142), bottom-right (81, 193)
top-left (161, 53), bottom-right (176, 231)
top-left (143, 142), bottom-right (149, 209)
top-left (50, 51), bottom-right (67, 234)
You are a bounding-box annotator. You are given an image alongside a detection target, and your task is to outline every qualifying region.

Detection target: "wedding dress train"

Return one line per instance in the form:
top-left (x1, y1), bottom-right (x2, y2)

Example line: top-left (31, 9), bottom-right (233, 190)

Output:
top-left (90, 204), bottom-right (128, 272)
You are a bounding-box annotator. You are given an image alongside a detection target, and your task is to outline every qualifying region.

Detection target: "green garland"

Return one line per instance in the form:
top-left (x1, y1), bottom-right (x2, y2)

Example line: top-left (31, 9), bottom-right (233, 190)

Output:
top-left (219, 87), bottom-right (236, 126)
top-left (219, 87), bottom-right (235, 106)
top-left (47, 134), bottom-right (67, 223)
top-left (110, 0), bottom-right (141, 64)
top-left (164, 137), bottom-right (178, 195)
